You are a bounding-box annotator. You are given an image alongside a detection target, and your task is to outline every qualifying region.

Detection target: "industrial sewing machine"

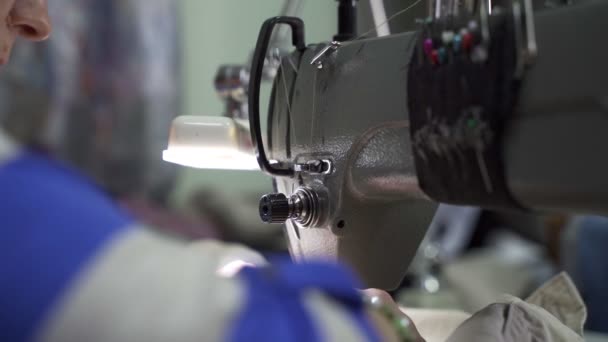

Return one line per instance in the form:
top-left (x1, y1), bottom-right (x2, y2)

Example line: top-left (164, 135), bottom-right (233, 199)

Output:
top-left (165, 0), bottom-right (608, 289)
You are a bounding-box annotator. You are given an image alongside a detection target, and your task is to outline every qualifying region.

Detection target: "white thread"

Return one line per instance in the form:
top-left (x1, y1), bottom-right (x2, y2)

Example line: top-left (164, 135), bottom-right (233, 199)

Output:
top-left (310, 71), bottom-right (317, 144)
top-left (355, 0), bottom-right (425, 41)
top-left (280, 60), bottom-right (293, 120)
top-left (279, 60), bottom-right (298, 157)
top-left (274, 0), bottom-right (425, 147)
top-left (286, 55), bottom-right (298, 74)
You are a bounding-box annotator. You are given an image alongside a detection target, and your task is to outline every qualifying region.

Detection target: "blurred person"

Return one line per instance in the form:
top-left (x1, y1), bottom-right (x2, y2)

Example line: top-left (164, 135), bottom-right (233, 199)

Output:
top-left (0, 1), bottom-right (590, 342)
top-left (0, 0), bottom-right (222, 240)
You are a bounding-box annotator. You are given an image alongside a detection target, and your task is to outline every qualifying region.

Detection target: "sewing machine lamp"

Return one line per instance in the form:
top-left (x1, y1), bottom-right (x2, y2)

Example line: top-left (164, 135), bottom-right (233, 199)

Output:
top-left (162, 116), bottom-right (259, 171)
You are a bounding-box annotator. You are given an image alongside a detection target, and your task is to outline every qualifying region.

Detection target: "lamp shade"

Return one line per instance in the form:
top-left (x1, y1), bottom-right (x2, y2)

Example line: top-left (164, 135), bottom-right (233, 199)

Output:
top-left (162, 116), bottom-right (259, 170)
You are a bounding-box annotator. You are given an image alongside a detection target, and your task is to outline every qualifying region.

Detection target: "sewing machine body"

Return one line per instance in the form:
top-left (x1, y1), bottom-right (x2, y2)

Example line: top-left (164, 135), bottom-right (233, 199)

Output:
top-left (262, 0), bottom-right (608, 288)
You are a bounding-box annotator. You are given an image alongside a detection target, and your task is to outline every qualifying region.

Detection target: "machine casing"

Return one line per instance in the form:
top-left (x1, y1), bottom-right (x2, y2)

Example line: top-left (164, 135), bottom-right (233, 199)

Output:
top-left (264, 0), bottom-right (608, 289)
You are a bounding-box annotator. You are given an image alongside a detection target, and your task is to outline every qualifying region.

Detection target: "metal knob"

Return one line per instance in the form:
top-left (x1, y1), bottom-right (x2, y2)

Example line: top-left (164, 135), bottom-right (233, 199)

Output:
top-left (259, 188), bottom-right (322, 226)
top-left (259, 193), bottom-right (290, 223)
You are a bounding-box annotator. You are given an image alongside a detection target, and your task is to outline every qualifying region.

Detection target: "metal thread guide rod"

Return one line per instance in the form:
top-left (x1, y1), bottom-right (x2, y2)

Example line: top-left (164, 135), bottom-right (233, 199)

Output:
top-left (310, 41), bottom-right (341, 69)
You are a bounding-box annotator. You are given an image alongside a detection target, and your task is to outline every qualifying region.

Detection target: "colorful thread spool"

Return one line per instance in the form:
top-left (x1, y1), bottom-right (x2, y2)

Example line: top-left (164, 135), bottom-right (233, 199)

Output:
top-left (462, 32), bottom-right (474, 51)
top-left (453, 34), bottom-right (462, 53)
top-left (430, 50), bottom-right (439, 65)
top-left (438, 47), bottom-right (447, 64)
top-left (423, 38), bottom-right (434, 56)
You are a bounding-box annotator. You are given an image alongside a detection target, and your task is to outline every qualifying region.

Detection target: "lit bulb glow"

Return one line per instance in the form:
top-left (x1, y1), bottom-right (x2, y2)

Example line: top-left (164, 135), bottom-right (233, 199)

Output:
top-left (163, 147), bottom-right (259, 171)
top-left (162, 115), bottom-right (260, 171)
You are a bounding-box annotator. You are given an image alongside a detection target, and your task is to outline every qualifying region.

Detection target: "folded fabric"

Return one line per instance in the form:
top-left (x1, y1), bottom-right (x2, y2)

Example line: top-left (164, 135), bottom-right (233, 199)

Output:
top-left (447, 272), bottom-right (585, 342)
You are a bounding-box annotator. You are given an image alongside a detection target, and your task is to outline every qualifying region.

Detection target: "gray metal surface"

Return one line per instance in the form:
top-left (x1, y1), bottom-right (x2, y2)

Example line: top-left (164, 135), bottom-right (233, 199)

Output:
top-left (267, 0), bottom-right (608, 288)
top-left (269, 33), bottom-right (436, 289)
top-left (505, 0), bottom-right (608, 214)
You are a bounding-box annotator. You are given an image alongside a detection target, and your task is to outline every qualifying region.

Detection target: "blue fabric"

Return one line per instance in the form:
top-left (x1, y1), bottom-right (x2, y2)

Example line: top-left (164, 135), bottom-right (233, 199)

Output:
top-left (0, 152), bottom-right (132, 342)
top-left (229, 259), bottom-right (379, 342)
top-left (576, 216), bottom-right (608, 333)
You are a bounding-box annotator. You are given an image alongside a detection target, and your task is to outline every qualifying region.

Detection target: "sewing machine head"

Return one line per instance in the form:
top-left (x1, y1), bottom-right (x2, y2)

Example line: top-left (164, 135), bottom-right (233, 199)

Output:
top-left (248, 0), bottom-right (608, 289)
top-left (248, 17), bottom-right (436, 289)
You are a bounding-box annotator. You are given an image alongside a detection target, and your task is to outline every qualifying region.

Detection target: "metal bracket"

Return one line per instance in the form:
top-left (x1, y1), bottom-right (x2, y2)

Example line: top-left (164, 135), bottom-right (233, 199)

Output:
top-left (294, 159), bottom-right (334, 175)
top-left (310, 41), bottom-right (341, 70)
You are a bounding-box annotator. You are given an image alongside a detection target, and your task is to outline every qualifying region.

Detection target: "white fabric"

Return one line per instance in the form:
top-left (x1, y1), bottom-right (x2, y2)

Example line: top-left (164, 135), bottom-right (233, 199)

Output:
top-left (37, 226), bottom-right (367, 342)
top-left (402, 273), bottom-right (586, 342)
top-left (304, 291), bottom-right (367, 342)
top-left (525, 272), bottom-right (586, 336)
top-left (446, 273), bottom-right (585, 342)
top-left (404, 308), bottom-right (470, 342)
top-left (0, 127), bottom-right (20, 166)
top-left (37, 227), bottom-right (266, 342)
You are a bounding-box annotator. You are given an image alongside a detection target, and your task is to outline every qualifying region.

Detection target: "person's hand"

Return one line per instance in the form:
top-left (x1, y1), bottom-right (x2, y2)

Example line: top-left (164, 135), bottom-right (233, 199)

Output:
top-left (363, 289), bottom-right (426, 342)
